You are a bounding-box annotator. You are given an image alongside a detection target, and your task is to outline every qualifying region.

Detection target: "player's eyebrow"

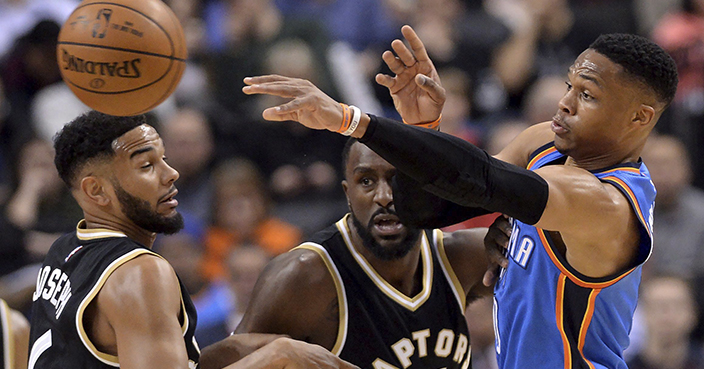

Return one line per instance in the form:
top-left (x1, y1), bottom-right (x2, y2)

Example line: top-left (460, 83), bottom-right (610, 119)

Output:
top-left (578, 73), bottom-right (602, 88)
top-left (130, 146), bottom-right (154, 159)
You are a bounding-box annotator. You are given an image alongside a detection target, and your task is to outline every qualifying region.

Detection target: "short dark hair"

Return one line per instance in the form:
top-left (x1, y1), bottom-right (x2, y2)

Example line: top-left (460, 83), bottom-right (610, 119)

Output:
top-left (54, 111), bottom-right (146, 187)
top-left (589, 33), bottom-right (678, 107)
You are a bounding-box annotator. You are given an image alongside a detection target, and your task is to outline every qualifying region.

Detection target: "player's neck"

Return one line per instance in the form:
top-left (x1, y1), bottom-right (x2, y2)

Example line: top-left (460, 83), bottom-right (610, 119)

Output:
top-left (565, 151), bottom-right (640, 171)
top-left (83, 215), bottom-right (156, 248)
top-left (347, 221), bottom-right (424, 296)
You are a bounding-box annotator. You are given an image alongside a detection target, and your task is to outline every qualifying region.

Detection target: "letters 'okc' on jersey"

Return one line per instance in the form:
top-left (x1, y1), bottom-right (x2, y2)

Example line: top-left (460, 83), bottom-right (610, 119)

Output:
top-left (296, 215), bottom-right (472, 369)
top-left (494, 142), bottom-right (655, 369)
top-left (28, 221), bottom-right (200, 369)
top-left (1, 299), bottom-right (14, 369)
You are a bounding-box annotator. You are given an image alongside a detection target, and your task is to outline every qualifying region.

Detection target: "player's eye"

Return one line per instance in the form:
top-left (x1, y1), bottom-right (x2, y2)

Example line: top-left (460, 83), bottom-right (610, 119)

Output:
top-left (565, 81), bottom-right (572, 91)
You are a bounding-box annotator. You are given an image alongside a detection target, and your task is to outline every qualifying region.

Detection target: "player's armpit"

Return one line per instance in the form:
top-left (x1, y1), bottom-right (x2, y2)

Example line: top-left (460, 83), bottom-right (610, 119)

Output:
top-left (234, 248), bottom-right (339, 350)
top-left (97, 254), bottom-right (189, 369)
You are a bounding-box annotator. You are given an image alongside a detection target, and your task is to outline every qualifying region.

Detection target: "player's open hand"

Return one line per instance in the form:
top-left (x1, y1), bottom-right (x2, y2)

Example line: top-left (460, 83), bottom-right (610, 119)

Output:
top-left (375, 25), bottom-right (445, 125)
top-left (242, 75), bottom-right (343, 132)
top-left (483, 215), bottom-right (512, 287)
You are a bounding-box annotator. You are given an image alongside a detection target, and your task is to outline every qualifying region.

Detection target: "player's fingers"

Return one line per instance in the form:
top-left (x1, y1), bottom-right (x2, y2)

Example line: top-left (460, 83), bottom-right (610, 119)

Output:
top-left (242, 82), bottom-right (303, 98)
top-left (391, 39), bottom-right (417, 68)
top-left (375, 73), bottom-right (395, 89)
top-left (243, 75), bottom-right (291, 85)
top-left (401, 25), bottom-right (431, 63)
top-left (483, 265), bottom-right (499, 287)
top-left (382, 50), bottom-right (406, 75)
top-left (261, 107), bottom-right (297, 122)
top-left (415, 74), bottom-right (446, 103)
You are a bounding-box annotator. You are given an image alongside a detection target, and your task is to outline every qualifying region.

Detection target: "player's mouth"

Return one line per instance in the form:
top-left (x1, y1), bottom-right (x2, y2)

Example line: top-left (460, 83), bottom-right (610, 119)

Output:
top-left (551, 115), bottom-right (569, 135)
top-left (373, 213), bottom-right (404, 236)
top-left (158, 189), bottom-right (179, 209)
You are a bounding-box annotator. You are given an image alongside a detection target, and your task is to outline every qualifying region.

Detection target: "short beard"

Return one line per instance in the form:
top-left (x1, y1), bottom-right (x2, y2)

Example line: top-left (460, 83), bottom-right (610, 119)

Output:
top-left (351, 210), bottom-right (421, 261)
top-left (113, 182), bottom-right (183, 235)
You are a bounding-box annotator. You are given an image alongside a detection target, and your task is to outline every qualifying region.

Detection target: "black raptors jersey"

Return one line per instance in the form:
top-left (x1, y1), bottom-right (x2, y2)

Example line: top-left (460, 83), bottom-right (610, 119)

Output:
top-left (27, 221), bottom-right (200, 369)
top-left (0, 299), bottom-right (14, 369)
top-left (297, 215), bottom-right (472, 369)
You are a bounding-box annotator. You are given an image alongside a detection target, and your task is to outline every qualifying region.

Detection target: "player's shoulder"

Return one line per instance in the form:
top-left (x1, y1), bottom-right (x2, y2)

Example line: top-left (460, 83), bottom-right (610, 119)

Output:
top-left (495, 121), bottom-right (554, 168)
top-left (99, 253), bottom-right (180, 309)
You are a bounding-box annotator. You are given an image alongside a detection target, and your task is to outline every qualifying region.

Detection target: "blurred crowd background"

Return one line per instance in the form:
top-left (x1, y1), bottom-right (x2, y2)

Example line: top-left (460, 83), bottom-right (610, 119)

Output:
top-left (1, 0), bottom-right (704, 367)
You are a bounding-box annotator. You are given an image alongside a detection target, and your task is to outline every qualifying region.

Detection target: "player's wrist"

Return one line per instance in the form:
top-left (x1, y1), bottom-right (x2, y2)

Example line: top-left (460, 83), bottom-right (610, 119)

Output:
top-left (402, 114), bottom-right (442, 131)
top-left (336, 103), bottom-right (363, 136)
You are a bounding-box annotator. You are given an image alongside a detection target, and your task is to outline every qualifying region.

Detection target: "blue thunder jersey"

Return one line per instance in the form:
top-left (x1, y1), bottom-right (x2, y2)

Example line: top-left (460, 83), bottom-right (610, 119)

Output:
top-left (28, 221), bottom-right (200, 369)
top-left (0, 299), bottom-right (14, 369)
top-left (296, 215), bottom-right (472, 369)
top-left (493, 142), bottom-right (655, 369)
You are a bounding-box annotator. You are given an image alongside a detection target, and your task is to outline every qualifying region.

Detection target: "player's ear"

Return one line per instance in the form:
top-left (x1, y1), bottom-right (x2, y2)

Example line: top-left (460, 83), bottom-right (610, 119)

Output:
top-left (80, 176), bottom-right (111, 206)
top-left (341, 180), bottom-right (351, 209)
top-left (632, 104), bottom-right (655, 127)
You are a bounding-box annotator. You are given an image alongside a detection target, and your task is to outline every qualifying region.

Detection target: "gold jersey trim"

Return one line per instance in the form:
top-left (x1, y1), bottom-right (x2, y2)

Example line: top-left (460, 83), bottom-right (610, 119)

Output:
top-left (75, 248), bottom-right (158, 366)
top-left (76, 220), bottom-right (128, 241)
top-left (337, 215), bottom-right (433, 311)
top-left (0, 299), bottom-right (13, 369)
top-left (433, 230), bottom-right (467, 310)
top-left (292, 243), bottom-right (349, 356)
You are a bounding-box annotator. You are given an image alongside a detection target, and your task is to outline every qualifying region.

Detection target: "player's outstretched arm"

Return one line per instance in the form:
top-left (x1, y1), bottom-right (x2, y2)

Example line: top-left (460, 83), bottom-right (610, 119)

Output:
top-left (97, 255), bottom-right (191, 369)
top-left (375, 25), bottom-right (445, 125)
top-left (200, 248), bottom-right (339, 369)
top-left (222, 338), bottom-right (360, 369)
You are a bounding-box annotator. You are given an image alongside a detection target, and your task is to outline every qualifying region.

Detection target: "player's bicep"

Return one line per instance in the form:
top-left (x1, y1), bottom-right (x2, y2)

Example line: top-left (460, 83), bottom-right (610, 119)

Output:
top-left (443, 229), bottom-right (493, 299)
top-left (99, 255), bottom-right (188, 369)
top-left (235, 249), bottom-right (336, 341)
top-left (533, 165), bottom-right (622, 233)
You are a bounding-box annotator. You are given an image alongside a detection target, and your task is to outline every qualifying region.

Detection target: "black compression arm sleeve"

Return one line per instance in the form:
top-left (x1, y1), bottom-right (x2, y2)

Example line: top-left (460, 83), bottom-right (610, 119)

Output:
top-left (359, 115), bottom-right (549, 225)
top-left (392, 172), bottom-right (492, 228)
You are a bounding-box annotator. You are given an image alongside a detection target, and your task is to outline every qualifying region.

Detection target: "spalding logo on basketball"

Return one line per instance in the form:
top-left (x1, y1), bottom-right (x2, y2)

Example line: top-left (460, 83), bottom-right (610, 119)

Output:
top-left (58, 0), bottom-right (187, 116)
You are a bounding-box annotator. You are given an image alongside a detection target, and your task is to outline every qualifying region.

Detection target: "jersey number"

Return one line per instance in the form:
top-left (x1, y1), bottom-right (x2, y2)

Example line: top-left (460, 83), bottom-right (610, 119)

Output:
top-left (28, 330), bottom-right (52, 369)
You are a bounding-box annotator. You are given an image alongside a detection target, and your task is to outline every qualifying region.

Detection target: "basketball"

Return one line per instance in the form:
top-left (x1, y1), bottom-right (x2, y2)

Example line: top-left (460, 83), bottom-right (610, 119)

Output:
top-left (57, 0), bottom-right (187, 116)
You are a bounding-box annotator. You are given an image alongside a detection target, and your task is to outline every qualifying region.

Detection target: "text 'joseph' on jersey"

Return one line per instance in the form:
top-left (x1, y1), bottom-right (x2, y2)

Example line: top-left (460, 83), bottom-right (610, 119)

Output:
top-left (27, 221), bottom-right (200, 369)
top-left (297, 215), bottom-right (472, 369)
top-left (494, 142), bottom-right (655, 369)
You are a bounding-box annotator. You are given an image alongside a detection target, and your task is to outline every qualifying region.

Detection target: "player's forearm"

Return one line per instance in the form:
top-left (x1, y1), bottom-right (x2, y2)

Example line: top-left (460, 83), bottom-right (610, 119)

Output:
top-left (360, 115), bottom-right (548, 225)
top-left (200, 333), bottom-right (285, 369)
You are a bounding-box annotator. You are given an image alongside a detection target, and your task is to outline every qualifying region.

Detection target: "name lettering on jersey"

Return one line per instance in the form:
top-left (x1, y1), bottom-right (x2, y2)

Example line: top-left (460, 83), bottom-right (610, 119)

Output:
top-left (372, 328), bottom-right (470, 369)
top-left (33, 266), bottom-right (72, 319)
top-left (506, 224), bottom-right (536, 269)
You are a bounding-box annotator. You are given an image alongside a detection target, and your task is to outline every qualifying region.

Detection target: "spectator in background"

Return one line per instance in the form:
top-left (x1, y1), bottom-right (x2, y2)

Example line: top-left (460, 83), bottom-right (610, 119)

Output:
top-left (521, 75), bottom-right (567, 124)
top-left (160, 107), bottom-right (215, 225)
top-left (0, 0), bottom-right (76, 59)
top-left (201, 0), bottom-right (339, 120)
top-left (487, 0), bottom-right (637, 115)
top-left (0, 20), bottom-right (62, 163)
top-left (204, 158), bottom-right (301, 281)
top-left (156, 231), bottom-right (235, 348)
top-left (225, 244), bottom-right (270, 331)
top-left (1, 139), bottom-right (81, 274)
top-left (640, 134), bottom-right (704, 278)
top-left (628, 275), bottom-right (704, 369)
top-left (436, 67), bottom-right (483, 144)
top-left (651, 0), bottom-right (704, 189)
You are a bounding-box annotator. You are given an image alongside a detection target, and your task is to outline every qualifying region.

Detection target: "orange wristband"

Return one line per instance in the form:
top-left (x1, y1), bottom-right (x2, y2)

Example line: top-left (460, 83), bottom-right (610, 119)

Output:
top-left (337, 103), bottom-right (352, 133)
top-left (403, 114), bottom-right (442, 130)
